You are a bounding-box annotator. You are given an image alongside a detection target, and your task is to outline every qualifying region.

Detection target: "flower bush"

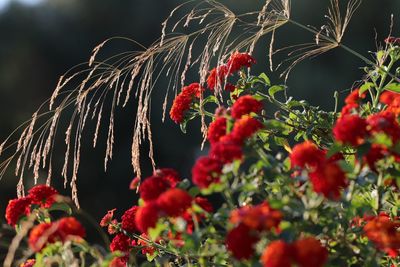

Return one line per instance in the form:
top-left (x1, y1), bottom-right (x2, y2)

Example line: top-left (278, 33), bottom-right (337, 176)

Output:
top-left (2, 1), bottom-right (400, 267)
top-left (4, 42), bottom-right (400, 266)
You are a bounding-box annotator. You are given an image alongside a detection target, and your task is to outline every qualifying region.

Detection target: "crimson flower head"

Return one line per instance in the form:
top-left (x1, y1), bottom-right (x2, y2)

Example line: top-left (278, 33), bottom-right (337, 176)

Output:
top-left (207, 117), bottom-right (228, 144)
top-left (226, 223), bottom-right (259, 260)
top-left (139, 175), bottom-right (171, 202)
top-left (157, 188), bottom-right (193, 217)
top-left (28, 185), bottom-right (58, 208)
top-left (153, 168), bottom-right (180, 187)
top-left (380, 91), bottom-right (400, 106)
top-left (121, 206), bottom-right (139, 233)
top-left (333, 115), bottom-right (368, 146)
top-left (385, 36), bottom-right (400, 45)
top-left (289, 141), bottom-right (325, 170)
top-left (5, 197), bottom-right (31, 226)
top-left (226, 52), bottom-right (256, 74)
top-left (169, 83), bottom-right (203, 123)
top-left (110, 233), bottom-right (132, 264)
top-left (261, 240), bottom-right (294, 267)
top-left (309, 162), bottom-right (348, 199)
top-left (210, 139), bottom-right (243, 164)
top-left (135, 202), bottom-right (160, 233)
top-left (345, 88), bottom-right (366, 105)
top-left (367, 111), bottom-right (400, 143)
top-left (293, 237), bottom-right (328, 267)
top-left (191, 156), bottom-right (223, 189)
top-left (231, 95), bottom-right (263, 119)
top-left (207, 65), bottom-right (229, 90)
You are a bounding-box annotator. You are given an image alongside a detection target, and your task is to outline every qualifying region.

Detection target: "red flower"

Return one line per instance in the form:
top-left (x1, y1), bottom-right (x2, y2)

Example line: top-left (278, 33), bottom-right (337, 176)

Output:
top-left (139, 176), bottom-right (171, 202)
top-left (290, 141), bottom-right (325, 169)
top-left (135, 202), bottom-right (160, 233)
top-left (340, 103), bottom-right (358, 117)
top-left (345, 88), bottom-right (365, 105)
top-left (309, 162), bottom-right (348, 199)
top-left (261, 240), bottom-right (294, 267)
top-left (110, 233), bottom-right (131, 264)
top-left (129, 177), bottom-right (140, 190)
top-left (169, 83), bottom-right (203, 123)
top-left (231, 116), bottom-right (263, 143)
top-left (380, 91), bottom-right (400, 106)
top-left (333, 115), bottom-right (368, 146)
top-left (207, 65), bottom-right (229, 90)
top-left (19, 259), bottom-right (36, 267)
top-left (293, 237), bottom-right (328, 267)
top-left (154, 168), bottom-right (180, 187)
top-left (210, 140), bottom-right (243, 164)
top-left (363, 215), bottom-right (400, 257)
top-left (367, 111), bottom-right (400, 143)
top-left (109, 257), bottom-right (127, 267)
top-left (191, 156), bottom-right (223, 189)
top-left (57, 217), bottom-right (86, 241)
top-left (5, 197), bottom-right (31, 226)
top-left (28, 222), bottom-right (58, 252)
top-left (226, 224), bottom-right (259, 260)
top-left (28, 185), bottom-right (58, 208)
top-left (230, 202), bottom-right (282, 232)
top-left (157, 188), bottom-right (193, 217)
top-left (121, 206), bottom-right (139, 233)
top-left (385, 37), bottom-right (400, 45)
top-left (207, 117), bottom-right (228, 144)
top-left (100, 208), bottom-right (116, 227)
top-left (225, 83), bottom-right (236, 92)
top-left (226, 52), bottom-right (256, 74)
top-left (194, 196), bottom-right (213, 213)
top-left (363, 145), bottom-right (389, 172)
top-left (231, 95), bottom-right (263, 119)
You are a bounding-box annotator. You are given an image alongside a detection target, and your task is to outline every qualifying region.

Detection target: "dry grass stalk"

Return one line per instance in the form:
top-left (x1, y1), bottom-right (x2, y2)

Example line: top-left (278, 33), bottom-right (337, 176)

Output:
top-left (0, 0), bottom-right (360, 206)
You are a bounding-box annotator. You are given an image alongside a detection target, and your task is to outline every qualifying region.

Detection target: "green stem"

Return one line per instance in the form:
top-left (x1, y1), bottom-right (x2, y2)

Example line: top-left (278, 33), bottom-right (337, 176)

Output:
top-left (373, 57), bottom-right (396, 108)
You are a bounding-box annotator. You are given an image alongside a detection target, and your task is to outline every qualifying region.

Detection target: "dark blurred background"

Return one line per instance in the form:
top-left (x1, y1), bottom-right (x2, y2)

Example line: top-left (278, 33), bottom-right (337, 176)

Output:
top-left (0, 0), bottom-right (399, 240)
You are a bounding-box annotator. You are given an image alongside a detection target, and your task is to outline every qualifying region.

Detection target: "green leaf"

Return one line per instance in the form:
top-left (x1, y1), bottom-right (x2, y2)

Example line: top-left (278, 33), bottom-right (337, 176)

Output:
top-left (258, 73), bottom-right (271, 86)
top-left (268, 85), bottom-right (285, 98)
top-left (385, 83), bottom-right (400, 93)
top-left (49, 202), bottom-right (72, 215)
top-left (359, 82), bottom-right (374, 95)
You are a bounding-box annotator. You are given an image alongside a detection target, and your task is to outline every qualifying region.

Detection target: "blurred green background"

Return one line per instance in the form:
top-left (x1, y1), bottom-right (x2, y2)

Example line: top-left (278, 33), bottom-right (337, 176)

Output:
top-left (0, 0), bottom-right (399, 233)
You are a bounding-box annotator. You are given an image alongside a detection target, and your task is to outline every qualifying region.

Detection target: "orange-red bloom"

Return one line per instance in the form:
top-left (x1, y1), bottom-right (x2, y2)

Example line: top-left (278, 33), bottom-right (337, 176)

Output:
top-left (290, 141), bottom-right (325, 169)
top-left (363, 215), bottom-right (400, 257)
top-left (207, 65), bottom-right (229, 90)
top-left (210, 140), bottom-right (243, 164)
top-left (121, 206), bottom-right (139, 233)
top-left (293, 237), bottom-right (328, 267)
top-left (157, 188), bottom-right (193, 217)
top-left (139, 176), bottom-right (171, 202)
top-left (261, 240), bottom-right (294, 267)
top-left (230, 116), bottom-right (263, 144)
top-left (226, 52), bottom-right (256, 74)
top-left (19, 259), bottom-right (36, 267)
top-left (110, 233), bottom-right (132, 264)
top-left (230, 202), bottom-right (282, 232)
top-left (207, 117), bottom-right (228, 144)
top-left (135, 202), bottom-right (160, 233)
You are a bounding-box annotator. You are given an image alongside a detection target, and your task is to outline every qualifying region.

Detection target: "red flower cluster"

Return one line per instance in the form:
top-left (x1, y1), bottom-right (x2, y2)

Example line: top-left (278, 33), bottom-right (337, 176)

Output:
top-left (290, 141), bottom-right (348, 199)
top-left (28, 217), bottom-right (85, 252)
top-left (333, 115), bottom-right (368, 146)
top-left (193, 96), bottom-right (263, 189)
top-left (363, 214), bottom-right (400, 257)
top-left (385, 37), bottom-right (400, 45)
top-left (110, 233), bottom-right (133, 264)
top-left (261, 237), bottom-right (328, 267)
top-left (139, 168), bottom-right (181, 202)
top-left (207, 52), bottom-right (256, 90)
top-left (226, 202), bottom-right (282, 259)
top-left (340, 88), bottom-right (366, 117)
top-left (231, 95), bottom-right (263, 119)
top-left (121, 206), bottom-right (139, 233)
top-left (5, 185), bottom-right (59, 227)
top-left (19, 259), bottom-right (36, 267)
top-left (169, 83), bottom-right (203, 123)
